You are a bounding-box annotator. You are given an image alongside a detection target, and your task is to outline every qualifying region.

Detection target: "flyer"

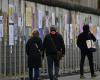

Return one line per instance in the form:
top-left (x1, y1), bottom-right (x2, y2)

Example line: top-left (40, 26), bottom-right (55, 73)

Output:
top-left (38, 10), bottom-right (44, 28)
top-left (9, 25), bottom-right (14, 45)
top-left (0, 16), bottom-right (3, 38)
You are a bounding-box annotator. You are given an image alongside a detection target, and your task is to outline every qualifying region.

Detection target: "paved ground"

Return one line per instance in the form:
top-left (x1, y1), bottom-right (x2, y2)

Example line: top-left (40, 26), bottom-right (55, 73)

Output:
top-left (0, 71), bottom-right (100, 80)
top-left (45, 71), bottom-right (100, 80)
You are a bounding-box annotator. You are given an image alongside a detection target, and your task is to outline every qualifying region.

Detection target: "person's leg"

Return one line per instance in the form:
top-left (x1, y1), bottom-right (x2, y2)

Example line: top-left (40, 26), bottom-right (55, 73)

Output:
top-left (80, 53), bottom-right (86, 76)
top-left (29, 67), bottom-right (33, 80)
top-left (47, 55), bottom-right (54, 80)
top-left (34, 67), bottom-right (40, 80)
top-left (54, 59), bottom-right (59, 80)
top-left (87, 53), bottom-right (96, 77)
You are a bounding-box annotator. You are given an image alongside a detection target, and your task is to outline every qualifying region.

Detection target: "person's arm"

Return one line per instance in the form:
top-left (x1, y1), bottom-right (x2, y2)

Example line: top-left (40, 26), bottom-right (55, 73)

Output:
top-left (25, 39), bottom-right (30, 56)
top-left (77, 34), bottom-right (84, 50)
top-left (60, 34), bottom-right (65, 55)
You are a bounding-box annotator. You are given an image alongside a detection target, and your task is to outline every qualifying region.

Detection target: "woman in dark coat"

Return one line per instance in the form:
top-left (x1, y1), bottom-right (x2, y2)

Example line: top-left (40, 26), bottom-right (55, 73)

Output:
top-left (26, 29), bottom-right (42, 80)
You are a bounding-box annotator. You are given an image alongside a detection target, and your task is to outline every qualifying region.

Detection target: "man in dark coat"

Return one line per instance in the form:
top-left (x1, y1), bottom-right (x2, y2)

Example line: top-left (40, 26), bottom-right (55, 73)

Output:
top-left (77, 24), bottom-right (97, 79)
top-left (43, 26), bottom-right (65, 80)
top-left (26, 29), bottom-right (42, 80)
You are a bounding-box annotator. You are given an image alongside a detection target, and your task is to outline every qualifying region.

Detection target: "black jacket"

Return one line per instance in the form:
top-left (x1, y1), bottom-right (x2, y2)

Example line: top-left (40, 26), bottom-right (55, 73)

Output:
top-left (77, 32), bottom-right (96, 53)
top-left (26, 36), bottom-right (42, 68)
top-left (43, 32), bottom-right (65, 56)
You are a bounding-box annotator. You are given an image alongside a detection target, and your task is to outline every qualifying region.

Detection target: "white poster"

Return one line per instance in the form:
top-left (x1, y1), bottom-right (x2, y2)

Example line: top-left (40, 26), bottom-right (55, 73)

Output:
top-left (18, 16), bottom-right (22, 26)
top-left (64, 29), bottom-right (67, 46)
top-left (52, 12), bottom-right (55, 25)
top-left (38, 10), bottom-right (44, 28)
top-left (0, 16), bottom-right (3, 38)
top-left (70, 24), bottom-right (73, 39)
top-left (96, 27), bottom-right (100, 40)
top-left (64, 14), bottom-right (67, 28)
top-left (77, 14), bottom-right (80, 25)
top-left (66, 24), bottom-right (69, 46)
top-left (9, 25), bottom-right (14, 45)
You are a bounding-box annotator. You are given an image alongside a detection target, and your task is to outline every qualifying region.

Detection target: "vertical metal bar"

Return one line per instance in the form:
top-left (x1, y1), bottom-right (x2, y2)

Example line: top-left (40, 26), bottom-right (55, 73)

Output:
top-left (4, 41), bottom-right (7, 77)
top-left (0, 38), bottom-right (2, 78)
top-left (24, 1), bottom-right (26, 80)
top-left (10, 46), bottom-right (12, 76)
top-left (22, 0), bottom-right (26, 79)
top-left (0, 0), bottom-right (2, 78)
top-left (19, 38), bottom-right (22, 76)
top-left (14, 40), bottom-right (17, 79)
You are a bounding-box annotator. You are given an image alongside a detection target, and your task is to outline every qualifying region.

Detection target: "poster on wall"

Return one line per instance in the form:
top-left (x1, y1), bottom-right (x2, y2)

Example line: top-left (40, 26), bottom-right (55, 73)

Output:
top-left (9, 4), bottom-right (14, 23)
top-left (96, 27), bottom-right (100, 40)
top-left (76, 14), bottom-right (80, 25)
top-left (70, 24), bottom-right (73, 39)
top-left (3, 13), bottom-right (8, 41)
top-left (66, 24), bottom-right (69, 46)
top-left (9, 4), bottom-right (14, 45)
top-left (38, 10), bottom-right (44, 28)
top-left (90, 26), bottom-right (96, 35)
top-left (9, 25), bottom-right (14, 45)
top-left (52, 12), bottom-right (55, 25)
top-left (0, 16), bottom-right (3, 38)
top-left (26, 7), bottom-right (32, 27)
top-left (18, 16), bottom-right (22, 27)
top-left (89, 24), bottom-right (96, 36)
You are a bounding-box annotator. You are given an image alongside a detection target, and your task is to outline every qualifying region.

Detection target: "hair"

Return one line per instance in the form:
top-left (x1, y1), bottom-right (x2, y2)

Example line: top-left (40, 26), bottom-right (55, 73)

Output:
top-left (50, 25), bottom-right (57, 32)
top-left (31, 29), bottom-right (39, 37)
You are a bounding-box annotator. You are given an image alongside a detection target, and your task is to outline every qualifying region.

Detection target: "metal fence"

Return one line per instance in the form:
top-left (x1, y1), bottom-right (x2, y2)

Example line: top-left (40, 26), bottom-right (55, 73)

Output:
top-left (0, 0), bottom-right (100, 80)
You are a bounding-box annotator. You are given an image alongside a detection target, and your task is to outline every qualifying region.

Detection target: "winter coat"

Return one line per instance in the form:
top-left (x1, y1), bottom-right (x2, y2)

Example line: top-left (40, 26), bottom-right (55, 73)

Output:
top-left (43, 32), bottom-right (65, 56)
top-left (77, 32), bottom-right (96, 53)
top-left (26, 36), bottom-right (42, 68)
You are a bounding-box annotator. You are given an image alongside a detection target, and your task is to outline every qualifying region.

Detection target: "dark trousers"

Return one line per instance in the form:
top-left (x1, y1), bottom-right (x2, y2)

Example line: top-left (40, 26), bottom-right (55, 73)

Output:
top-left (80, 52), bottom-right (94, 76)
top-left (47, 55), bottom-right (59, 80)
top-left (29, 67), bottom-right (39, 80)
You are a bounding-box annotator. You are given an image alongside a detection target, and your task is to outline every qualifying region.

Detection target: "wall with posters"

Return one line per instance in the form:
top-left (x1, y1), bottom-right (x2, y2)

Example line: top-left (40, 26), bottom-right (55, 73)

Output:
top-left (0, 0), bottom-right (100, 79)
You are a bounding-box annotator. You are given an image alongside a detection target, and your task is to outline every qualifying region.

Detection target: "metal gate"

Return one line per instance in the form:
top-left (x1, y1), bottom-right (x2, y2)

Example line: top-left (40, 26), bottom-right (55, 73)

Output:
top-left (0, 0), bottom-right (100, 79)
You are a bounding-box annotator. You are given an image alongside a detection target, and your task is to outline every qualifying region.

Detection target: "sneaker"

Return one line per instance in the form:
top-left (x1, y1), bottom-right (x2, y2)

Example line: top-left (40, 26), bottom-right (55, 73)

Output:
top-left (91, 74), bottom-right (97, 78)
top-left (80, 75), bottom-right (85, 79)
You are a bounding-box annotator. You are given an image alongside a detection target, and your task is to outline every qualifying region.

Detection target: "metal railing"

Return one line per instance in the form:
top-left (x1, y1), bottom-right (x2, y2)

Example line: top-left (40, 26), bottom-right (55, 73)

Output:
top-left (0, 0), bottom-right (100, 80)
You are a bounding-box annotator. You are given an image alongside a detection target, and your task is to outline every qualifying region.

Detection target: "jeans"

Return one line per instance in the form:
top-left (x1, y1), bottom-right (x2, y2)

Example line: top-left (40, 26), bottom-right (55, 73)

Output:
top-left (47, 55), bottom-right (59, 80)
top-left (29, 67), bottom-right (40, 80)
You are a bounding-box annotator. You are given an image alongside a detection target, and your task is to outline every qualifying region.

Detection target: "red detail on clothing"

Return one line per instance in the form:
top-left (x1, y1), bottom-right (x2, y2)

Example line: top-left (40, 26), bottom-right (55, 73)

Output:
top-left (50, 31), bottom-right (57, 37)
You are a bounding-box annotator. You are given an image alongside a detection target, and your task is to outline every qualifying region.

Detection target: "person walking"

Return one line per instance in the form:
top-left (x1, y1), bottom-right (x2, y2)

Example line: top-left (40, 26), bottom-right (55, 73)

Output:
top-left (77, 24), bottom-right (97, 79)
top-left (26, 29), bottom-right (42, 80)
top-left (42, 25), bottom-right (65, 80)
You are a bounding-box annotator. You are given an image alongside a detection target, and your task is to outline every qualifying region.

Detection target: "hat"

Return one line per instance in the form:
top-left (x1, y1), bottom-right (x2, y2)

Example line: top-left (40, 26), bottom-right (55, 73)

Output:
top-left (83, 24), bottom-right (90, 32)
top-left (50, 25), bottom-right (56, 32)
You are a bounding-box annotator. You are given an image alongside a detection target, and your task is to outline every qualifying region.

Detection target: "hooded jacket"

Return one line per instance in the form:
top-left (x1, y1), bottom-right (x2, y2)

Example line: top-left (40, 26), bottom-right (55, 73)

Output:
top-left (77, 25), bottom-right (96, 53)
